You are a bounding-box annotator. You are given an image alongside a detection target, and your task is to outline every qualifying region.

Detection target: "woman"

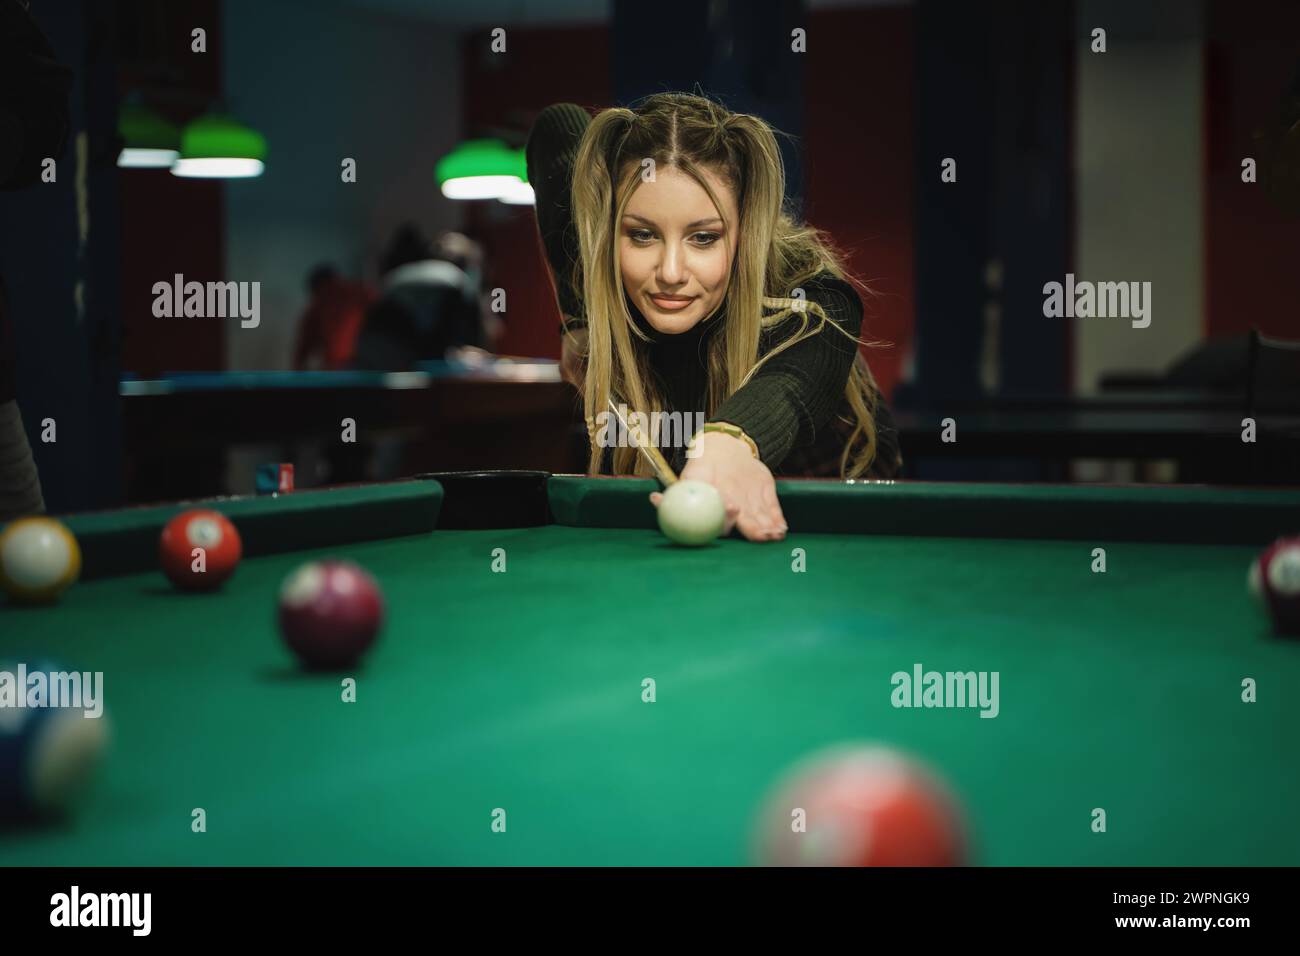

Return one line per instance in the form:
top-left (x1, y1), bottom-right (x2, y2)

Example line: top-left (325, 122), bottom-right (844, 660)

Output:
top-left (527, 93), bottom-right (901, 543)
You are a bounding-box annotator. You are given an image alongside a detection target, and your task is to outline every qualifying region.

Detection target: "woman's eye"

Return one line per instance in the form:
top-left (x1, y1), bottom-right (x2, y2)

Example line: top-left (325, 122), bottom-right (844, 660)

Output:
top-left (626, 229), bottom-right (719, 246)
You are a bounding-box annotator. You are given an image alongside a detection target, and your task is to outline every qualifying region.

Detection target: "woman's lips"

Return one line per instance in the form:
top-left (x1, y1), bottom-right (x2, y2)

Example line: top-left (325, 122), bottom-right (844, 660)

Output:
top-left (650, 294), bottom-right (694, 311)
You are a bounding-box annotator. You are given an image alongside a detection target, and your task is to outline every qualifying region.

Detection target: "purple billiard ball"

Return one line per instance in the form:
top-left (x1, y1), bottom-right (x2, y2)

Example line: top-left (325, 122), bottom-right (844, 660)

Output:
top-left (278, 560), bottom-right (384, 669)
top-left (1257, 537), bottom-right (1300, 636)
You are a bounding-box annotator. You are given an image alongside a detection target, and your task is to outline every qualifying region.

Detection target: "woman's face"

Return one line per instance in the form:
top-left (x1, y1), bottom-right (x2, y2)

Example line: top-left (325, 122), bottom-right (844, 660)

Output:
top-left (619, 165), bottom-right (740, 335)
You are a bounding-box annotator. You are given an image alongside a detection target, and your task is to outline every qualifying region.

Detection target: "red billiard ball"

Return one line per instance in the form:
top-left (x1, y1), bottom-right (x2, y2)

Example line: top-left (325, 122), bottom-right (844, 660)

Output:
top-left (1257, 536), bottom-right (1300, 636)
top-left (754, 744), bottom-right (968, 867)
top-left (278, 560), bottom-right (384, 670)
top-left (159, 510), bottom-right (242, 591)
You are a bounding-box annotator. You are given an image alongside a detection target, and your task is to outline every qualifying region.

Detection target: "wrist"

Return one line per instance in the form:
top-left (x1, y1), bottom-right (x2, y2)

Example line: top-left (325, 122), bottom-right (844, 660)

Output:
top-left (688, 423), bottom-right (760, 462)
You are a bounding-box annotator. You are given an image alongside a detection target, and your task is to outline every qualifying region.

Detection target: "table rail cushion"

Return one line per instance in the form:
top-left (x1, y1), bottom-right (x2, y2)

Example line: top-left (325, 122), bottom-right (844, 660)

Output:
top-left (547, 476), bottom-right (1300, 545)
top-left (37, 481), bottom-right (443, 581)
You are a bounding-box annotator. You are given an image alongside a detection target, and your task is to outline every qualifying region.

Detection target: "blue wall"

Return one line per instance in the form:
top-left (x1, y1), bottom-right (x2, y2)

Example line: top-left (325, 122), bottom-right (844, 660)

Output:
top-left (221, 0), bottom-right (463, 370)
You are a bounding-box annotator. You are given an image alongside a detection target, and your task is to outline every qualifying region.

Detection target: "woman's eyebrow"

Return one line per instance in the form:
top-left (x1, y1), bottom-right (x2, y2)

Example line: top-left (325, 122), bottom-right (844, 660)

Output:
top-left (622, 214), bottom-right (725, 229)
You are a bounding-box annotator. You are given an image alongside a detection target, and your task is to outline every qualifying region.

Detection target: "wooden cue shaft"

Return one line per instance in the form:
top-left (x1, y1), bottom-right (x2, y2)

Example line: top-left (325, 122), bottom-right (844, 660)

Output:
top-left (607, 398), bottom-right (678, 485)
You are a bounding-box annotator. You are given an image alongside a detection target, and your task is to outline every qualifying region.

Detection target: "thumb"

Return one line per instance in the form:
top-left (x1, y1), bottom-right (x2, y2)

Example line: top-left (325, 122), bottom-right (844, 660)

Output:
top-left (722, 499), bottom-right (740, 535)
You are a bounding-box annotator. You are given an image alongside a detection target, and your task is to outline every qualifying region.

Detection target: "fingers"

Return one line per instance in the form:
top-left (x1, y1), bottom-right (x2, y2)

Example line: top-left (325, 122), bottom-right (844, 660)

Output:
top-left (735, 494), bottom-right (787, 542)
top-left (722, 500), bottom-right (741, 536)
top-left (735, 512), bottom-right (784, 542)
top-left (651, 476), bottom-right (785, 542)
top-left (764, 486), bottom-right (789, 537)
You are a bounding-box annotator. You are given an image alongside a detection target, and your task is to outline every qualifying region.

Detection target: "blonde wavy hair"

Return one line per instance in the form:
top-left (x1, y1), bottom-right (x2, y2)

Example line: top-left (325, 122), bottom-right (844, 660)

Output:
top-left (566, 92), bottom-right (886, 478)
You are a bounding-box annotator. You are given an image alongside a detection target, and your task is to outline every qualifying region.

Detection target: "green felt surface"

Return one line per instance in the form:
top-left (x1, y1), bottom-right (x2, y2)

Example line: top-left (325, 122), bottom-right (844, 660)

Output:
top-left (2, 522), bottom-right (1296, 866)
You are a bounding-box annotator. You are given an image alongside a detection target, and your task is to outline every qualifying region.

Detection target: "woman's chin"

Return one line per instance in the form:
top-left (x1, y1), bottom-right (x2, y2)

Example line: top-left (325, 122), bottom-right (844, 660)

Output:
top-left (643, 307), bottom-right (704, 335)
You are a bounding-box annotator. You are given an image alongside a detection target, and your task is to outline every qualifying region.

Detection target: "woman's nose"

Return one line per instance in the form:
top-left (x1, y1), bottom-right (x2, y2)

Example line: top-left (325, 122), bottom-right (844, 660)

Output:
top-left (658, 245), bottom-right (685, 283)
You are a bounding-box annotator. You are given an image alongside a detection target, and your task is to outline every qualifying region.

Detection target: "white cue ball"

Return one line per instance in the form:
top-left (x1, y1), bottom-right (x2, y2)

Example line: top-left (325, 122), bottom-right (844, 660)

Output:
top-left (657, 480), bottom-right (726, 546)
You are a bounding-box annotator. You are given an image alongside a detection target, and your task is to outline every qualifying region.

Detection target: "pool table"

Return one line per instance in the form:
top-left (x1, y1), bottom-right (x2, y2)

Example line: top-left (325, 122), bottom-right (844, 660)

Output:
top-left (118, 367), bottom-right (585, 502)
top-left (2, 476), bottom-right (1298, 866)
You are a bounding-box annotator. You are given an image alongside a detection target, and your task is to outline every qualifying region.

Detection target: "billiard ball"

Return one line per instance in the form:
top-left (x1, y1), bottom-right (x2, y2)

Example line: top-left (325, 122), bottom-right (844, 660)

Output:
top-left (657, 479), bottom-right (726, 546)
top-left (0, 661), bottom-right (110, 822)
top-left (753, 744), bottom-right (968, 867)
top-left (1256, 536), bottom-right (1300, 635)
top-left (278, 560), bottom-right (384, 670)
top-left (1248, 537), bottom-right (1289, 604)
top-left (159, 509), bottom-right (242, 591)
top-left (0, 516), bottom-right (81, 604)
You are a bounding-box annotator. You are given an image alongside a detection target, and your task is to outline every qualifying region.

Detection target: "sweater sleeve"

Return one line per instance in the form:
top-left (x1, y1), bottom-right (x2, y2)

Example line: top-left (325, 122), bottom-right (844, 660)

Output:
top-left (525, 103), bottom-right (591, 333)
top-left (711, 273), bottom-right (865, 468)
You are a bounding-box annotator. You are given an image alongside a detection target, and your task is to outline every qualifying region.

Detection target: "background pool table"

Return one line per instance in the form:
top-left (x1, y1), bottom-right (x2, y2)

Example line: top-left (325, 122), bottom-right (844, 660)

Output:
top-left (2, 477), bottom-right (1298, 866)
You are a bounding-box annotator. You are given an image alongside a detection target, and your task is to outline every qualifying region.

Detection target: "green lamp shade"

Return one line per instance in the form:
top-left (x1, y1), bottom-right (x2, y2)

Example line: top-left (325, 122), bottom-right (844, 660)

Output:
top-left (117, 104), bottom-right (180, 168)
top-left (498, 176), bottom-right (535, 205)
top-left (172, 114), bottom-right (267, 179)
top-left (180, 114), bottom-right (266, 159)
top-left (119, 104), bottom-right (180, 149)
top-left (436, 139), bottom-right (527, 200)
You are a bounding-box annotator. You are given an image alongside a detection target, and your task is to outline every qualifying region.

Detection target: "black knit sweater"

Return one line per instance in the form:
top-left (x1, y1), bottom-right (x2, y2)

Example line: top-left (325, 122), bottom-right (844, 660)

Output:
top-left (526, 103), bottom-right (900, 478)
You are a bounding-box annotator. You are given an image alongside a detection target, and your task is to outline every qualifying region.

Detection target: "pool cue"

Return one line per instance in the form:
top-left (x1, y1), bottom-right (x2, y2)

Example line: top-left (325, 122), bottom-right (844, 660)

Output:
top-left (607, 398), bottom-right (678, 486)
